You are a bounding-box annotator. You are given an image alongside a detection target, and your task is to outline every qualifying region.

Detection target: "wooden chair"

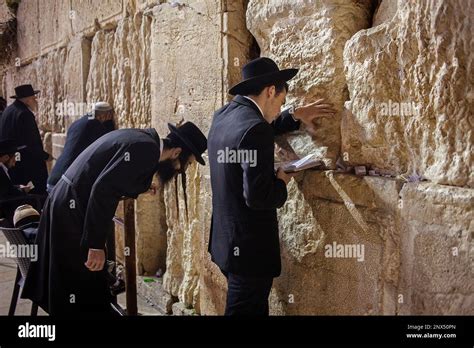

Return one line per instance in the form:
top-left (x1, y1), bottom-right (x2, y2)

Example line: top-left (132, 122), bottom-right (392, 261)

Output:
top-left (0, 218), bottom-right (38, 316)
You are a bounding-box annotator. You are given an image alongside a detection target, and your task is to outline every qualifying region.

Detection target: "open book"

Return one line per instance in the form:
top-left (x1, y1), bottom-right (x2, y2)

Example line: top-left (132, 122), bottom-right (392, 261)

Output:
top-left (276, 154), bottom-right (323, 173)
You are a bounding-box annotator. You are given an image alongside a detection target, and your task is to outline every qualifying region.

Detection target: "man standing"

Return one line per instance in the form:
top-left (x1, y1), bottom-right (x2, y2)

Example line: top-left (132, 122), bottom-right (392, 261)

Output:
top-left (0, 84), bottom-right (50, 195)
top-left (47, 101), bottom-right (115, 192)
top-left (208, 57), bottom-right (336, 315)
top-left (22, 122), bottom-right (207, 316)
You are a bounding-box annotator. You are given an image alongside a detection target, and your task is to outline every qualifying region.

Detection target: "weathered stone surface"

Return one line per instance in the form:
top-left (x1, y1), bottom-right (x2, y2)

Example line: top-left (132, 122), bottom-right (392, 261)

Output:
top-left (3, 0), bottom-right (473, 317)
top-left (150, 0), bottom-right (223, 136)
top-left (135, 188), bottom-right (168, 275)
top-left (343, 0), bottom-right (473, 187)
top-left (372, 0), bottom-right (398, 27)
top-left (247, 0), bottom-right (374, 168)
top-left (86, 12), bottom-right (152, 128)
top-left (15, 0), bottom-right (40, 63)
top-left (398, 182), bottom-right (474, 314)
top-left (271, 172), bottom-right (401, 314)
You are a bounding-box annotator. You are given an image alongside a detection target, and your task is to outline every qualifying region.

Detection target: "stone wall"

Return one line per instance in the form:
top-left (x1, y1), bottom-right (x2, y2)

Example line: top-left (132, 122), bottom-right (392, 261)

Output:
top-left (0, 0), bottom-right (472, 315)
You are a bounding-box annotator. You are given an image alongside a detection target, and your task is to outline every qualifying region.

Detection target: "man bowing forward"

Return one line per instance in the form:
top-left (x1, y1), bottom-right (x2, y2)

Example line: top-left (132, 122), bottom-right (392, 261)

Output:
top-left (22, 122), bottom-right (207, 316)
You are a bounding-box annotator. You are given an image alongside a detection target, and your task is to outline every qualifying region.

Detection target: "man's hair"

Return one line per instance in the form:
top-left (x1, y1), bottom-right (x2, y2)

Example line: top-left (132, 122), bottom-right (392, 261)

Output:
top-left (244, 81), bottom-right (288, 97)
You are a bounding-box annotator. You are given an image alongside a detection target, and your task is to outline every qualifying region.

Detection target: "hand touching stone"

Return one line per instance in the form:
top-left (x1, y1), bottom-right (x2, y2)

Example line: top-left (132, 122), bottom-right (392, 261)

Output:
top-left (293, 99), bottom-right (337, 128)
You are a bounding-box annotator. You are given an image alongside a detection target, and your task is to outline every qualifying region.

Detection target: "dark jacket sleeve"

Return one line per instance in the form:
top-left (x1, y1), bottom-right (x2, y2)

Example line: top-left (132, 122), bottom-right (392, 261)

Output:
top-left (82, 143), bottom-right (157, 249)
top-left (0, 171), bottom-right (25, 199)
top-left (239, 123), bottom-right (287, 210)
top-left (271, 109), bottom-right (300, 136)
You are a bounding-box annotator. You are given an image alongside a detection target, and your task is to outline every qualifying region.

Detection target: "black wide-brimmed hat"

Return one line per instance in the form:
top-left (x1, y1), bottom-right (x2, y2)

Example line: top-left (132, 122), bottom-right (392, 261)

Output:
top-left (10, 84), bottom-right (40, 99)
top-left (0, 139), bottom-right (26, 155)
top-left (229, 57), bottom-right (298, 96)
top-left (167, 122), bottom-right (207, 165)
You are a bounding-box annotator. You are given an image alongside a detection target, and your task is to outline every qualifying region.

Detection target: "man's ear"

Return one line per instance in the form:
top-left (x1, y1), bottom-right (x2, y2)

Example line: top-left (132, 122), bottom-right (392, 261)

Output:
top-left (267, 85), bottom-right (276, 98)
top-left (171, 147), bottom-right (182, 160)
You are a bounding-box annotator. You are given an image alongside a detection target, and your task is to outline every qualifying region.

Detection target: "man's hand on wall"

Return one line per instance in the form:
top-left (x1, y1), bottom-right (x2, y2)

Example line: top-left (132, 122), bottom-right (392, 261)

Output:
top-left (293, 99), bottom-right (337, 128)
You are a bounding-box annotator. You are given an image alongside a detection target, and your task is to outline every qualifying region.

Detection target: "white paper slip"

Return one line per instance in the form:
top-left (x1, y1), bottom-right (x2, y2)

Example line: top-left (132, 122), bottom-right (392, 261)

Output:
top-left (276, 154), bottom-right (323, 173)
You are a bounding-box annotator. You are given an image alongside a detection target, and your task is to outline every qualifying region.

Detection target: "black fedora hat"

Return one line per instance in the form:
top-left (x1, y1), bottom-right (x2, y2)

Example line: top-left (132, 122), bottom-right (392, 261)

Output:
top-left (167, 122), bottom-right (207, 165)
top-left (10, 84), bottom-right (40, 99)
top-left (0, 139), bottom-right (26, 156)
top-left (229, 57), bottom-right (298, 96)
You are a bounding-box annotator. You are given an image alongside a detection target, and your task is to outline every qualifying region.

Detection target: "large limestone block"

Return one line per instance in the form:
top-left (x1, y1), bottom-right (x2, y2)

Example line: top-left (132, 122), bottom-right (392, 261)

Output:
top-left (272, 171), bottom-right (401, 314)
top-left (86, 12), bottom-right (152, 128)
top-left (198, 175), bottom-right (227, 315)
top-left (38, 0), bottom-right (71, 53)
top-left (15, 0), bottom-right (40, 63)
top-left (35, 47), bottom-right (68, 132)
top-left (150, 0), bottom-right (223, 137)
top-left (399, 183), bottom-right (474, 314)
top-left (246, 0), bottom-right (374, 167)
top-left (343, 0), bottom-right (473, 187)
top-left (70, 0), bottom-right (124, 35)
top-left (162, 163), bottom-right (208, 312)
top-left (135, 187), bottom-right (168, 275)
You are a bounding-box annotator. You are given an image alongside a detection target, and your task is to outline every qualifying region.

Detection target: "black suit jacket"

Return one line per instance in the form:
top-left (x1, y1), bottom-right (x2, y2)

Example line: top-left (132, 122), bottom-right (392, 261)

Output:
top-left (0, 166), bottom-right (25, 200)
top-left (0, 100), bottom-right (49, 194)
top-left (207, 95), bottom-right (300, 277)
top-left (48, 115), bottom-right (115, 186)
top-left (0, 166), bottom-right (36, 222)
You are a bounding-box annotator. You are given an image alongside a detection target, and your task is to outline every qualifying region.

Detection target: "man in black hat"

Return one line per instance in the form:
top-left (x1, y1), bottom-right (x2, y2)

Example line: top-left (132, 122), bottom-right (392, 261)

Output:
top-left (22, 122), bottom-right (207, 316)
top-left (0, 84), bottom-right (50, 195)
top-left (0, 139), bottom-right (39, 223)
top-left (208, 57), bottom-right (336, 315)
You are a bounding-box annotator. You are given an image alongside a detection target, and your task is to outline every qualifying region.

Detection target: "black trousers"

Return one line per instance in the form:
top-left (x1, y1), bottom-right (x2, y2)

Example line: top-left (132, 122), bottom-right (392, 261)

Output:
top-left (224, 272), bottom-right (273, 316)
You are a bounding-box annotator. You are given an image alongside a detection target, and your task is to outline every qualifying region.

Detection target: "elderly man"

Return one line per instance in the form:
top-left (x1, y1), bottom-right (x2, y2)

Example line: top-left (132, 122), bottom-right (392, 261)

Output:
top-left (0, 84), bottom-right (50, 195)
top-left (22, 122), bottom-right (207, 316)
top-left (47, 102), bottom-right (115, 192)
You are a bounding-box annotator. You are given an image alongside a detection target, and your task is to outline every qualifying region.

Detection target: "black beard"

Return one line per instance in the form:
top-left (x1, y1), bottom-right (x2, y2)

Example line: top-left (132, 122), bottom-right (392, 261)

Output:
top-left (156, 159), bottom-right (179, 185)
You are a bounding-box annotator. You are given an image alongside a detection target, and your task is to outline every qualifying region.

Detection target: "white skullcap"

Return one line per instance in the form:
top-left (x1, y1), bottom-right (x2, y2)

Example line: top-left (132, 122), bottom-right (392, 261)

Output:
top-left (93, 101), bottom-right (113, 112)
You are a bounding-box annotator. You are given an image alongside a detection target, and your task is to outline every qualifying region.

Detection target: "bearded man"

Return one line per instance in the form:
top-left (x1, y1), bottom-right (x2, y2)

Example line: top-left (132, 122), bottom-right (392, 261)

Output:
top-left (22, 122), bottom-right (207, 316)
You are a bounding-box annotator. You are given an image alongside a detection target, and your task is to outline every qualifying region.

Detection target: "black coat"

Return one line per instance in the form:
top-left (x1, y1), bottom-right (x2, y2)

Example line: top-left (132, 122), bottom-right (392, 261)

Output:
top-left (0, 100), bottom-right (49, 194)
top-left (0, 164), bottom-right (25, 199)
top-left (207, 95), bottom-right (300, 277)
top-left (0, 166), bottom-right (45, 223)
top-left (21, 128), bottom-right (161, 315)
top-left (0, 165), bottom-right (25, 222)
top-left (48, 115), bottom-right (115, 186)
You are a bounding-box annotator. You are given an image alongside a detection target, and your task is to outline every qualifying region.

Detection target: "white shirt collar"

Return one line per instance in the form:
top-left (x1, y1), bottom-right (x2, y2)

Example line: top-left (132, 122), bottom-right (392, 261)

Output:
top-left (0, 162), bottom-right (10, 180)
top-left (243, 96), bottom-right (264, 118)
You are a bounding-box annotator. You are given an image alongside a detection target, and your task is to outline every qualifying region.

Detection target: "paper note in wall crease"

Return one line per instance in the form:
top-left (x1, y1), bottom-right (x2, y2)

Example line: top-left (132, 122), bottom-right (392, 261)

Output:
top-left (276, 154), bottom-right (323, 173)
